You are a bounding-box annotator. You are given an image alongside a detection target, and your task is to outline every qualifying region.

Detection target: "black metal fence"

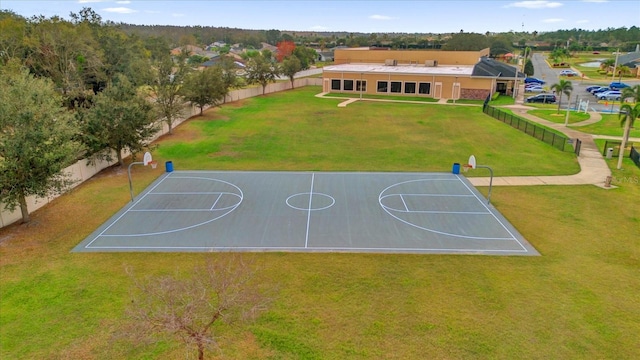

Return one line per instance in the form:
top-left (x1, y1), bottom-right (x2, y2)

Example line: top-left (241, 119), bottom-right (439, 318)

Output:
top-left (631, 146), bottom-right (639, 167)
top-left (602, 140), bottom-right (637, 157)
top-left (483, 105), bottom-right (576, 153)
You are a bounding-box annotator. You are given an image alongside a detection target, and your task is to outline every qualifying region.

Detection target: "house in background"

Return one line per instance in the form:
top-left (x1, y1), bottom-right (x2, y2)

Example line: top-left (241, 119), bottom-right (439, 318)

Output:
top-left (170, 45), bottom-right (205, 57)
top-left (616, 50), bottom-right (640, 78)
top-left (322, 48), bottom-right (524, 100)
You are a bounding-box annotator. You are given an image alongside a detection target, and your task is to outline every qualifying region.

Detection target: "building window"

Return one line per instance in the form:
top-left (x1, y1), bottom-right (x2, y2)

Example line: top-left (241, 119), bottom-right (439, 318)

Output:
top-left (344, 80), bottom-right (354, 91)
top-left (356, 80), bottom-right (366, 92)
top-left (390, 81), bottom-right (402, 93)
top-left (377, 81), bottom-right (388, 93)
top-left (405, 82), bottom-right (416, 94)
top-left (419, 82), bottom-right (431, 95)
top-left (331, 79), bottom-right (341, 91)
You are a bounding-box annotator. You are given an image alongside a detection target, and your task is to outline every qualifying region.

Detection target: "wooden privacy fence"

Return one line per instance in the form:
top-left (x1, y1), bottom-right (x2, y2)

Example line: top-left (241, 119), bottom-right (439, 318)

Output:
top-left (0, 78), bottom-right (322, 228)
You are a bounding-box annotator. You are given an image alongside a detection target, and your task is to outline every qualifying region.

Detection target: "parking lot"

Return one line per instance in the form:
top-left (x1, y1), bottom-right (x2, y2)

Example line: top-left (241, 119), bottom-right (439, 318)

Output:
top-left (527, 53), bottom-right (637, 113)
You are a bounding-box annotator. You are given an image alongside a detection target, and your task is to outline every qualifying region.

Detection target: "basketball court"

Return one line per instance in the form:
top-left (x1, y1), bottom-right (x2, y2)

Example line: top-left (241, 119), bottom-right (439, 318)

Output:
top-left (73, 171), bottom-right (539, 255)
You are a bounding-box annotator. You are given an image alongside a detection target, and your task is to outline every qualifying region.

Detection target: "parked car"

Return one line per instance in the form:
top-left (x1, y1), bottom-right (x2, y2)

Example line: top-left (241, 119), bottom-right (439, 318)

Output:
top-left (596, 91), bottom-right (621, 101)
top-left (524, 77), bottom-right (545, 84)
top-left (525, 94), bottom-right (557, 103)
top-left (609, 82), bottom-right (629, 90)
top-left (586, 85), bottom-right (605, 92)
top-left (525, 86), bottom-right (545, 93)
top-left (591, 87), bottom-right (610, 95)
top-left (560, 69), bottom-right (579, 77)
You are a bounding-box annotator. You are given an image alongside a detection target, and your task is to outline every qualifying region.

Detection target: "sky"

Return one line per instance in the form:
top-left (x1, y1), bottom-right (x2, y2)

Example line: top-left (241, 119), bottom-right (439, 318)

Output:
top-left (2, 0), bottom-right (639, 34)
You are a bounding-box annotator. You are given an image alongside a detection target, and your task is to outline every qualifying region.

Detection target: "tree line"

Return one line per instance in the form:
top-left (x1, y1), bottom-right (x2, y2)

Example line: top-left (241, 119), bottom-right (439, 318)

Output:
top-left (0, 8), bottom-right (315, 224)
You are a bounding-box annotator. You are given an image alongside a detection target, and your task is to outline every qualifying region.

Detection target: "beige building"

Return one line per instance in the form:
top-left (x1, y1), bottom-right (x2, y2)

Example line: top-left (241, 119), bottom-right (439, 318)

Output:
top-left (322, 48), bottom-right (524, 100)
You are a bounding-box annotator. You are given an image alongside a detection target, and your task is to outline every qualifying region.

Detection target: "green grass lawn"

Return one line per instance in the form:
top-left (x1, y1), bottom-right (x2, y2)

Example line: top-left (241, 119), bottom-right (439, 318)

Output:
top-left (159, 87), bottom-right (577, 175)
top-left (574, 113), bottom-right (640, 138)
top-left (528, 109), bottom-right (591, 124)
top-left (1, 86), bottom-right (639, 359)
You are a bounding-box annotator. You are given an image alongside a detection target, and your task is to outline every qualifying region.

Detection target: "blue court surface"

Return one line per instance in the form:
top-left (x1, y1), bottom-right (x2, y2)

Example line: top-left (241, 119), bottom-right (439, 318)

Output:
top-left (73, 171), bottom-right (539, 255)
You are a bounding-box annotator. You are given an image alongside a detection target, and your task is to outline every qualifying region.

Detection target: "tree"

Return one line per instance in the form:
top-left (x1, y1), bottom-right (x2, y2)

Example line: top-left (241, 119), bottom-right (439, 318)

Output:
top-left (182, 66), bottom-right (226, 115)
top-left (265, 29), bottom-right (281, 45)
top-left (621, 85), bottom-right (640, 103)
top-left (151, 58), bottom-right (188, 134)
top-left (245, 53), bottom-right (279, 95)
top-left (600, 58), bottom-right (615, 73)
top-left (550, 79), bottom-right (573, 114)
top-left (442, 33), bottom-right (489, 51)
top-left (24, 15), bottom-right (104, 99)
top-left (292, 46), bottom-right (317, 69)
top-left (79, 75), bottom-right (158, 166)
top-left (524, 58), bottom-right (534, 76)
top-left (617, 104), bottom-right (639, 169)
top-left (0, 66), bottom-right (82, 223)
top-left (616, 65), bottom-right (630, 81)
top-left (218, 55), bottom-right (240, 103)
top-left (281, 55), bottom-right (302, 88)
top-left (275, 40), bottom-right (295, 62)
top-left (122, 255), bottom-right (271, 360)
top-left (0, 11), bottom-right (27, 64)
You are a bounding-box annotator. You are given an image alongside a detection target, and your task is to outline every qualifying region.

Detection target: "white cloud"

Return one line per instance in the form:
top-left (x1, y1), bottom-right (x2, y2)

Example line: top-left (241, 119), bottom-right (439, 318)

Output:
top-left (102, 7), bottom-right (137, 14)
top-left (542, 18), bottom-right (565, 23)
top-left (172, 13), bottom-right (186, 18)
top-left (505, 1), bottom-right (563, 9)
top-left (310, 25), bottom-right (328, 30)
top-left (369, 15), bottom-right (396, 20)
top-left (576, 19), bottom-right (590, 24)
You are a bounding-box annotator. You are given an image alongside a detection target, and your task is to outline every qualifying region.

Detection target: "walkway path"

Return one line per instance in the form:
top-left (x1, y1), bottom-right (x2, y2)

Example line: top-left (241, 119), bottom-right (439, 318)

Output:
top-left (571, 111), bottom-right (602, 126)
top-left (469, 104), bottom-right (612, 188)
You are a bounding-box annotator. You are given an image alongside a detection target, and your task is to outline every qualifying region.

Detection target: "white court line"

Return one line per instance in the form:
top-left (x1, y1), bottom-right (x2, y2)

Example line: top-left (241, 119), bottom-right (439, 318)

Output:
top-left (304, 173), bottom-right (315, 248)
top-left (390, 210), bottom-right (491, 215)
top-left (86, 174), bottom-right (243, 242)
top-left (394, 193), bottom-right (475, 197)
top-left (210, 193), bottom-right (222, 210)
top-left (151, 192), bottom-right (226, 195)
top-left (86, 245), bottom-right (529, 253)
top-left (455, 174), bottom-right (527, 251)
top-left (379, 178), bottom-right (507, 240)
top-left (83, 173), bottom-right (172, 248)
top-left (399, 194), bottom-right (409, 211)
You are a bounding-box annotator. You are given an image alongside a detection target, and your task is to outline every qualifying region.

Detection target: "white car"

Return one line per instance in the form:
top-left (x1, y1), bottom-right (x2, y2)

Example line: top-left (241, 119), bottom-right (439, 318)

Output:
top-left (560, 69), bottom-right (579, 77)
top-left (596, 91), bottom-right (621, 101)
top-left (525, 86), bottom-right (545, 93)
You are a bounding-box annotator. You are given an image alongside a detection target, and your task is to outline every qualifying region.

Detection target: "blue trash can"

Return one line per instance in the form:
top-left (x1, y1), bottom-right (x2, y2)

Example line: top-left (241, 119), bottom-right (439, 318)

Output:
top-left (165, 161), bottom-right (174, 173)
top-left (452, 163), bottom-right (460, 174)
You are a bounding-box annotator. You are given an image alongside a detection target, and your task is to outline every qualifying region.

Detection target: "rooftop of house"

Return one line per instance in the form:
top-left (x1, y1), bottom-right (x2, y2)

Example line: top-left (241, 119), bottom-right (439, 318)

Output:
top-left (323, 63), bottom-right (474, 76)
top-left (472, 57), bottom-right (525, 79)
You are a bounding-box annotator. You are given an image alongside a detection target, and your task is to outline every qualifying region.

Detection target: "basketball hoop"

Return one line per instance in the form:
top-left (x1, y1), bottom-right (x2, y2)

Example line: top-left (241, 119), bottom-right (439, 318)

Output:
top-left (148, 160), bottom-right (158, 169)
top-left (462, 164), bottom-right (472, 172)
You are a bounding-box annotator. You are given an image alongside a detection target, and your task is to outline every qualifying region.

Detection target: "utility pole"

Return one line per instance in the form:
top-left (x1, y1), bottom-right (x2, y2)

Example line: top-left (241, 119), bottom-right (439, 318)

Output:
top-left (612, 48), bottom-right (619, 81)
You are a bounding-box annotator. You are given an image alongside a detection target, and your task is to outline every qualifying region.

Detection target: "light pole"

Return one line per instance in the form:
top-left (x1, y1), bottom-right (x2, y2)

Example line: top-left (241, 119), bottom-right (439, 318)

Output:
top-left (611, 48), bottom-right (619, 82)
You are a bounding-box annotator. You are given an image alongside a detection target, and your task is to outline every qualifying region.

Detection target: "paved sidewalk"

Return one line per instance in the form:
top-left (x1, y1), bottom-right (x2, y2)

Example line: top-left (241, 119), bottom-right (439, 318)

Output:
top-left (469, 105), bottom-right (613, 188)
